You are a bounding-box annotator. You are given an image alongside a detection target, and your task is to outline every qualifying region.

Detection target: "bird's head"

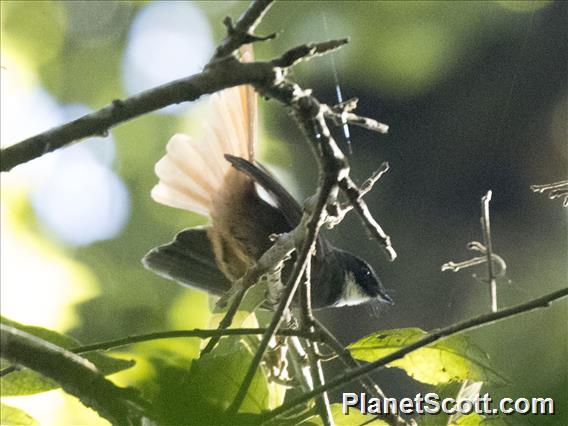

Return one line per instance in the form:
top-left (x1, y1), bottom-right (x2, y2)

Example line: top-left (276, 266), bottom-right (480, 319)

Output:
top-left (332, 250), bottom-right (393, 307)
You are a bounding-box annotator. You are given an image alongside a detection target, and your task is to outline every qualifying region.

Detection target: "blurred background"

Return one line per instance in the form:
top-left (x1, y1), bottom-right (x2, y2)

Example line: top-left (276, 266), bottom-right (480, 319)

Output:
top-left (1, 1), bottom-right (566, 424)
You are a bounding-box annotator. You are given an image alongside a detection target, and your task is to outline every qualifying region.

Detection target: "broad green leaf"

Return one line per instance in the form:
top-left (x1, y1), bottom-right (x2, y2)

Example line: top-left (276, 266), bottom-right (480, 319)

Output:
top-left (0, 403), bottom-right (38, 425)
top-left (347, 328), bottom-right (507, 386)
top-left (0, 316), bottom-right (135, 396)
top-left (186, 340), bottom-right (270, 414)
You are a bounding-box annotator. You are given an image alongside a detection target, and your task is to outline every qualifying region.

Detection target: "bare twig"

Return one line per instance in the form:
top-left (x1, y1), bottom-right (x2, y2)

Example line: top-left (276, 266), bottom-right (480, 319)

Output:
top-left (441, 255), bottom-right (507, 278)
top-left (530, 180), bottom-right (568, 207)
top-left (73, 328), bottom-right (322, 353)
top-left (481, 191), bottom-right (497, 312)
top-left (299, 262), bottom-right (334, 426)
top-left (212, 0), bottom-right (275, 61)
top-left (200, 288), bottom-right (248, 355)
top-left (260, 287), bottom-right (568, 423)
top-left (339, 175), bottom-right (397, 261)
top-left (332, 162), bottom-right (390, 219)
top-left (323, 104), bottom-right (389, 134)
top-left (272, 39), bottom-right (349, 68)
top-left (0, 325), bottom-right (149, 425)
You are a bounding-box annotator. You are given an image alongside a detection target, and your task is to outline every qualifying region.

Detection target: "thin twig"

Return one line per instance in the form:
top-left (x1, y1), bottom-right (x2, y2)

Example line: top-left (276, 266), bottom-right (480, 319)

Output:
top-left (72, 328), bottom-right (321, 353)
top-left (260, 287), bottom-right (568, 423)
top-left (0, 327), bottom-right (324, 377)
top-left (441, 241), bottom-right (507, 279)
top-left (323, 104), bottom-right (389, 134)
top-left (335, 162), bottom-right (390, 216)
top-left (339, 175), bottom-right (397, 261)
top-left (200, 287), bottom-right (247, 355)
top-left (299, 261), bottom-right (334, 426)
top-left (481, 190), bottom-right (497, 312)
top-left (530, 179), bottom-right (568, 207)
top-left (272, 39), bottom-right (349, 68)
top-left (211, 0), bottom-right (275, 61)
top-left (312, 319), bottom-right (408, 426)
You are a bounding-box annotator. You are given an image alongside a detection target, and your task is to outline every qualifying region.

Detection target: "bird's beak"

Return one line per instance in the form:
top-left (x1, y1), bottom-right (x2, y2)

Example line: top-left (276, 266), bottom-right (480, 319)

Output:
top-left (379, 291), bottom-right (394, 305)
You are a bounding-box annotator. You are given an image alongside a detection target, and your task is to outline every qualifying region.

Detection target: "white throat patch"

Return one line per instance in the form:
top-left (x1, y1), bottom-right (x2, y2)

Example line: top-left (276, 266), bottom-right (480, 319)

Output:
top-left (334, 272), bottom-right (371, 307)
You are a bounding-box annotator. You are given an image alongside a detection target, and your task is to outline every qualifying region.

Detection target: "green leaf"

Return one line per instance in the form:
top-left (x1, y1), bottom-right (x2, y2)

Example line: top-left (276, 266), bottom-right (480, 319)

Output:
top-left (142, 339), bottom-right (275, 424)
top-left (453, 413), bottom-right (485, 425)
top-left (0, 403), bottom-right (38, 425)
top-left (0, 316), bottom-right (135, 396)
top-left (347, 328), bottom-right (507, 386)
top-left (301, 404), bottom-right (388, 426)
top-left (187, 340), bottom-right (270, 414)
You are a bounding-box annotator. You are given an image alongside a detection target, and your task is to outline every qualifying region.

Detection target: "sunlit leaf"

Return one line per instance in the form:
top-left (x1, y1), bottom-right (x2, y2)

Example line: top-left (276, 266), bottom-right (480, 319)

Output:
top-left (187, 340), bottom-right (270, 414)
top-left (301, 404), bottom-right (388, 426)
top-left (0, 403), bottom-right (38, 426)
top-left (347, 328), bottom-right (507, 385)
top-left (0, 316), bottom-right (135, 396)
top-left (453, 413), bottom-right (485, 425)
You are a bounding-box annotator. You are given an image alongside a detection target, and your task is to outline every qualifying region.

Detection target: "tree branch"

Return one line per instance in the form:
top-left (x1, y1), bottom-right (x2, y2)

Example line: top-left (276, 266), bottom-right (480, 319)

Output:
top-left (0, 325), bottom-right (148, 425)
top-left (212, 0), bottom-right (275, 61)
top-left (1, 0), bottom-right (272, 172)
top-left (260, 287), bottom-right (568, 423)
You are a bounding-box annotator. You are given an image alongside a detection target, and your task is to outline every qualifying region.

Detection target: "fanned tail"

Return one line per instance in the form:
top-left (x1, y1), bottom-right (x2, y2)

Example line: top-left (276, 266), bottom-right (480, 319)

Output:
top-left (151, 50), bottom-right (257, 218)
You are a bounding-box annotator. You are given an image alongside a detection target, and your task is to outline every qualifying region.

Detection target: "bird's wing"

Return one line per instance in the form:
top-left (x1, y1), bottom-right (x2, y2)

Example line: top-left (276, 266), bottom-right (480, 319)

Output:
top-left (224, 155), bottom-right (331, 256)
top-left (142, 227), bottom-right (232, 295)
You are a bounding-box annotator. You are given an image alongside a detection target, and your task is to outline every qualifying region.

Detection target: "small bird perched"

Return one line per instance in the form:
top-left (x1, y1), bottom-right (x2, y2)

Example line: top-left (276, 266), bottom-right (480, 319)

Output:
top-left (143, 50), bottom-right (392, 309)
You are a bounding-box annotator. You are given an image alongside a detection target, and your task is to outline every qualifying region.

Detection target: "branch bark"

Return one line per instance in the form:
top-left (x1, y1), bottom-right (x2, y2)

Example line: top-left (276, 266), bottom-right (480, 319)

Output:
top-left (0, 325), bottom-right (148, 425)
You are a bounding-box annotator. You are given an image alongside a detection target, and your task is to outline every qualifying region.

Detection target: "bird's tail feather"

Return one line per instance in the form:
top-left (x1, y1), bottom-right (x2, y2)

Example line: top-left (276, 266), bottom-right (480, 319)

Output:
top-left (151, 50), bottom-right (256, 218)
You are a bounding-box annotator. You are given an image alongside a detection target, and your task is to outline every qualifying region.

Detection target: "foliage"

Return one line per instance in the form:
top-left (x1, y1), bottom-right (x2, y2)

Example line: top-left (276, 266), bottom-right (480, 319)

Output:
top-left (348, 328), bottom-right (506, 386)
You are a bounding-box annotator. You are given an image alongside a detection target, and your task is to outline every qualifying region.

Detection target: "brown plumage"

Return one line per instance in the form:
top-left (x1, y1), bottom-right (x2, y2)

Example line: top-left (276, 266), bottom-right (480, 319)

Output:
top-left (146, 49), bottom-right (393, 309)
top-left (151, 50), bottom-right (289, 281)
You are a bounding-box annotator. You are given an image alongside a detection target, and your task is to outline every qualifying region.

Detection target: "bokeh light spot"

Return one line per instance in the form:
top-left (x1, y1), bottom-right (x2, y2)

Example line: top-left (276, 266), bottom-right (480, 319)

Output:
top-left (31, 145), bottom-right (130, 247)
top-left (122, 1), bottom-right (214, 114)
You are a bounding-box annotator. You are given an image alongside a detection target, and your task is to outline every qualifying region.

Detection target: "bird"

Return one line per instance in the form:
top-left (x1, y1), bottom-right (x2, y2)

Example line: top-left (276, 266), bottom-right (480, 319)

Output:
top-left (142, 50), bottom-right (393, 309)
